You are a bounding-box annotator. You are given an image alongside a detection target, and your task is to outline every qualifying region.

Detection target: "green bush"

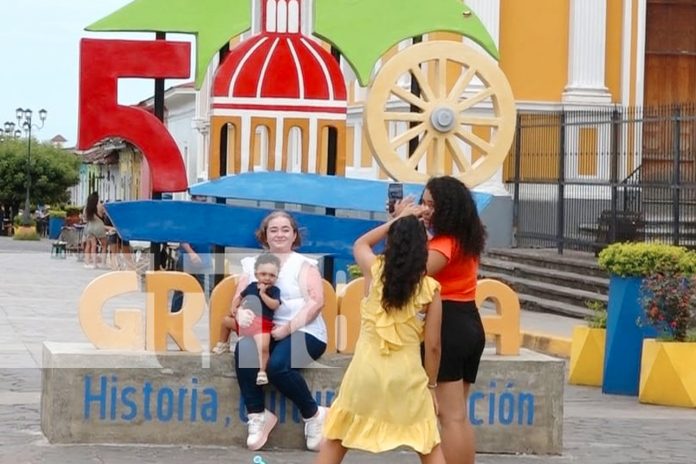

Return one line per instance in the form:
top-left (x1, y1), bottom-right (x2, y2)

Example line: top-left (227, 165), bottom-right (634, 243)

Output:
top-left (13, 214), bottom-right (36, 227)
top-left (597, 242), bottom-right (696, 277)
top-left (347, 263), bottom-right (363, 280)
top-left (48, 209), bottom-right (67, 219)
top-left (585, 300), bottom-right (607, 329)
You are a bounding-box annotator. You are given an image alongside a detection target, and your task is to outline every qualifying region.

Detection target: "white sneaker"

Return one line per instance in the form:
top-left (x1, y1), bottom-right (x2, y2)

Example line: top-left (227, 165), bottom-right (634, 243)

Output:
top-left (303, 406), bottom-right (327, 451)
top-left (211, 341), bottom-right (229, 354)
top-left (256, 370), bottom-right (268, 385)
top-left (246, 409), bottom-right (277, 451)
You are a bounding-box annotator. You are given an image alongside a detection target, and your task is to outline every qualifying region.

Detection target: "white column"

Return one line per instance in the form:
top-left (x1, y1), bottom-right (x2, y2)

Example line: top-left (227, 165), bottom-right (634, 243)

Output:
top-left (276, 0), bottom-right (288, 33)
top-left (287, 0), bottom-right (300, 33)
top-left (562, 0), bottom-right (612, 104)
top-left (465, 0), bottom-right (508, 195)
top-left (465, 0), bottom-right (500, 50)
top-left (301, 0), bottom-right (311, 35)
top-left (635, 0), bottom-right (647, 107)
top-left (265, 0), bottom-right (277, 32)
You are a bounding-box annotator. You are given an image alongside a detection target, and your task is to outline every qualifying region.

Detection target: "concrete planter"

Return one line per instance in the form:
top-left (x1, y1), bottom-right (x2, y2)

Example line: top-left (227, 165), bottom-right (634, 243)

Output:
top-left (568, 326), bottom-right (605, 387)
top-left (639, 339), bottom-right (696, 408)
top-left (14, 225), bottom-right (36, 234)
top-left (602, 275), bottom-right (656, 396)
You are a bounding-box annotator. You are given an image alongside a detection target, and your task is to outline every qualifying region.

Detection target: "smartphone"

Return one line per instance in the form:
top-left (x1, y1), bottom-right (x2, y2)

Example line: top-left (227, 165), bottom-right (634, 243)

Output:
top-left (388, 182), bottom-right (403, 214)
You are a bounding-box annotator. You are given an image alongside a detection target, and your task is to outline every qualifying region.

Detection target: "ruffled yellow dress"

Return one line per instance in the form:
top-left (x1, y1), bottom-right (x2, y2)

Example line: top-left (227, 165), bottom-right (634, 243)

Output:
top-left (323, 260), bottom-right (441, 454)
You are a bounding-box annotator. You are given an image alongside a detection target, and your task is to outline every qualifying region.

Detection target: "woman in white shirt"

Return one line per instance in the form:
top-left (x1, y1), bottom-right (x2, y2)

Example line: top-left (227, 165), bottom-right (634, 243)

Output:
top-left (232, 210), bottom-right (328, 452)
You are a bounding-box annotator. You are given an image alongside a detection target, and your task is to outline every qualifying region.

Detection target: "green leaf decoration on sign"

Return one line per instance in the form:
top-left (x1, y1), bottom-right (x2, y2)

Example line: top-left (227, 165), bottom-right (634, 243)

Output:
top-left (86, 0), bottom-right (251, 89)
top-left (313, 0), bottom-right (498, 86)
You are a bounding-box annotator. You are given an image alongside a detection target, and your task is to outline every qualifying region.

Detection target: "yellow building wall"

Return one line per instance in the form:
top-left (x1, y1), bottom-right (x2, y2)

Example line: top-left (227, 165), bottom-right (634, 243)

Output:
top-left (499, 0), bottom-right (570, 102)
top-left (605, 0), bottom-right (624, 103)
top-left (504, 114), bottom-right (562, 182)
top-left (578, 128), bottom-right (598, 176)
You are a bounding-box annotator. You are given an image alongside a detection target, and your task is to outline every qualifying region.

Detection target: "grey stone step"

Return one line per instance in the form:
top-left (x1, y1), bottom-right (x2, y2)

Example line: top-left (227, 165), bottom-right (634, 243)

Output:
top-left (515, 293), bottom-right (593, 319)
top-left (478, 270), bottom-right (607, 309)
top-left (485, 248), bottom-right (606, 278)
top-left (482, 290), bottom-right (592, 319)
top-left (480, 258), bottom-right (609, 295)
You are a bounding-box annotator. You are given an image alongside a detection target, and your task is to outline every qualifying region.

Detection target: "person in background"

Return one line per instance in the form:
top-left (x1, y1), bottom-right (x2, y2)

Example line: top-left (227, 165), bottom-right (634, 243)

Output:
top-left (82, 192), bottom-right (107, 269)
top-left (170, 195), bottom-right (213, 312)
top-left (102, 204), bottom-right (134, 270)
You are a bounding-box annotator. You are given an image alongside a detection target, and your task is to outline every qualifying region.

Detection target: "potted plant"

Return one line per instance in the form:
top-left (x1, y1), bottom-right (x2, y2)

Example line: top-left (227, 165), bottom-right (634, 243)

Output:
top-left (597, 242), bottom-right (695, 395)
top-left (638, 271), bottom-right (696, 408)
top-left (568, 300), bottom-right (607, 387)
top-left (48, 209), bottom-right (67, 239)
top-left (12, 214), bottom-right (39, 241)
top-left (64, 205), bottom-right (82, 226)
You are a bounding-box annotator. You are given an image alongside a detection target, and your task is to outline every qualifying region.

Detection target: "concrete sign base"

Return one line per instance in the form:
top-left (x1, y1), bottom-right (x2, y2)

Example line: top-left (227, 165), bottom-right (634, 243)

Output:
top-left (41, 343), bottom-right (563, 454)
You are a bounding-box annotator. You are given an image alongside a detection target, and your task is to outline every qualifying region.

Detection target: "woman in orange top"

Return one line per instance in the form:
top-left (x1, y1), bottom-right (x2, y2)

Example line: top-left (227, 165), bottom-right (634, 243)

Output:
top-left (423, 176), bottom-right (486, 464)
top-left (397, 176), bottom-right (486, 464)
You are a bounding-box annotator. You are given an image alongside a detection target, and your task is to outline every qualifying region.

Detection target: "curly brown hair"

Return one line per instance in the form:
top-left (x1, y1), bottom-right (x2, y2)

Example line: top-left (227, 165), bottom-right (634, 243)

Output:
top-left (381, 215), bottom-right (428, 312)
top-left (424, 176), bottom-right (486, 258)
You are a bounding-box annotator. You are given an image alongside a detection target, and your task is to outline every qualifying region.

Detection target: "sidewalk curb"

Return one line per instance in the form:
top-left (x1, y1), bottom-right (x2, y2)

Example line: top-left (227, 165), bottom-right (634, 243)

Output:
top-left (521, 330), bottom-right (571, 359)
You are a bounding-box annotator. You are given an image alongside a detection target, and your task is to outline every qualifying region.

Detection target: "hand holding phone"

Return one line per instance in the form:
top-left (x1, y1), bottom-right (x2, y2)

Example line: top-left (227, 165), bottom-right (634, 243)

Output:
top-left (388, 183), bottom-right (403, 214)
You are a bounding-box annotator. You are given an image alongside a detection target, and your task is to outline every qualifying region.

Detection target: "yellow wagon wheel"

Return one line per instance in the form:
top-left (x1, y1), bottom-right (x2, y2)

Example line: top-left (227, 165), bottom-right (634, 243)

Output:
top-left (364, 40), bottom-right (516, 186)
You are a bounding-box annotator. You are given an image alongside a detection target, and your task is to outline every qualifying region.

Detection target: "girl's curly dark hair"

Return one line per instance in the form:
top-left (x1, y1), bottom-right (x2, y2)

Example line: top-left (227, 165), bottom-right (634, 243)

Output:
top-left (381, 215), bottom-right (428, 312)
top-left (424, 176), bottom-right (486, 258)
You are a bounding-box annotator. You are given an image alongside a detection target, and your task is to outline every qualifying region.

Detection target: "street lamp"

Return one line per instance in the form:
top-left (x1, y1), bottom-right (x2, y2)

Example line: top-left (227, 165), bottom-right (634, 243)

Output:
top-left (1, 121), bottom-right (22, 142)
top-left (14, 107), bottom-right (47, 226)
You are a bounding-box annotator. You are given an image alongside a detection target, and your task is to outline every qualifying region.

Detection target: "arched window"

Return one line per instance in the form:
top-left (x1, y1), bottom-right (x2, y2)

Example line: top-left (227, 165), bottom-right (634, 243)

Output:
top-left (254, 125), bottom-right (270, 171)
top-left (288, 126), bottom-right (303, 172)
top-left (224, 123), bottom-right (237, 174)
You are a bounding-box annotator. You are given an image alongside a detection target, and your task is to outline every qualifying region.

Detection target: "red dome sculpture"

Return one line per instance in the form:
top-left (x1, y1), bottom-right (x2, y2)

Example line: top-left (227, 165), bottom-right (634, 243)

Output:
top-left (212, 0), bottom-right (346, 113)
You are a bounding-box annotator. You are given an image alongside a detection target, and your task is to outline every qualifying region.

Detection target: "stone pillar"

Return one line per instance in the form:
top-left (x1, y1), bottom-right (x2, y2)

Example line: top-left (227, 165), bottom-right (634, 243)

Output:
top-left (562, 0), bottom-right (612, 104)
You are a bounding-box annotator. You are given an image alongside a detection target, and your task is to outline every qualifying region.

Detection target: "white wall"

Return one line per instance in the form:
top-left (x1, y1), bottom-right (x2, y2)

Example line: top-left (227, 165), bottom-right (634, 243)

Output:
top-left (164, 91), bottom-right (197, 199)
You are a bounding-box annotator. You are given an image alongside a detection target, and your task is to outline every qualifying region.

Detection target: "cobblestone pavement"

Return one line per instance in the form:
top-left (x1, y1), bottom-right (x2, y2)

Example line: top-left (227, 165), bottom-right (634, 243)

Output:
top-left (1, 237), bottom-right (695, 464)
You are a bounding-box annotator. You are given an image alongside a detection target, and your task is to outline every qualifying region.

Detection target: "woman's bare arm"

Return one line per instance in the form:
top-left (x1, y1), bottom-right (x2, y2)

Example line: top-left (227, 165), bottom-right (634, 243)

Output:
top-left (426, 249), bottom-right (448, 276)
top-left (423, 290), bottom-right (442, 387)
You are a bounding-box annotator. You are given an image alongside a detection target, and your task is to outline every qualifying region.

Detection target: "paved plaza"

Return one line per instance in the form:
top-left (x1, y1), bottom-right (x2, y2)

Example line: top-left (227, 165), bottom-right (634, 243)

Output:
top-left (1, 237), bottom-right (695, 464)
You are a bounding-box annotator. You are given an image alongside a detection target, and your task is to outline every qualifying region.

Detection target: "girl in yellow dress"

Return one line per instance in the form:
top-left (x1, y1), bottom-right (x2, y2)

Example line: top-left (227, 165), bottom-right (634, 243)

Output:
top-left (316, 209), bottom-right (445, 464)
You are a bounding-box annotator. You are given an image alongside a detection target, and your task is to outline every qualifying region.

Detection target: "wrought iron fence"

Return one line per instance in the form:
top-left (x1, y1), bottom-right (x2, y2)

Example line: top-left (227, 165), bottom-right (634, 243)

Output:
top-left (505, 103), bottom-right (696, 253)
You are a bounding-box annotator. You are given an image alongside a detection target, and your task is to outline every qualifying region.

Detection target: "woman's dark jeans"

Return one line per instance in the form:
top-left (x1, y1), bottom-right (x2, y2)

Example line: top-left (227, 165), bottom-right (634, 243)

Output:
top-left (234, 331), bottom-right (326, 419)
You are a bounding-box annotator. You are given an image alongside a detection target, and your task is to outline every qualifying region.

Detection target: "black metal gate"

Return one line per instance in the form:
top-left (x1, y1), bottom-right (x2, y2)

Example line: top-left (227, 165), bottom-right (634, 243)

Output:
top-left (505, 104), bottom-right (696, 253)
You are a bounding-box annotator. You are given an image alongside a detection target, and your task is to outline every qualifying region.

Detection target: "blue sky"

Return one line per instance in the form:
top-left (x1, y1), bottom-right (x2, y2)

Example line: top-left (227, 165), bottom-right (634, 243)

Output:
top-left (0, 0), bottom-right (194, 147)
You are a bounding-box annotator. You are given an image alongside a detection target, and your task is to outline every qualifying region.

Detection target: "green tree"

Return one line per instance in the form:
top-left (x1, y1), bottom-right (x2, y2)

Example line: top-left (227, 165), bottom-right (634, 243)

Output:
top-left (0, 138), bottom-right (80, 213)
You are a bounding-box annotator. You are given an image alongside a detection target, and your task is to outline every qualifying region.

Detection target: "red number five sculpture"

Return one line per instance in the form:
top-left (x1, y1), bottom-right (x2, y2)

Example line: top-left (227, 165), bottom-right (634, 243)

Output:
top-left (78, 39), bottom-right (191, 193)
